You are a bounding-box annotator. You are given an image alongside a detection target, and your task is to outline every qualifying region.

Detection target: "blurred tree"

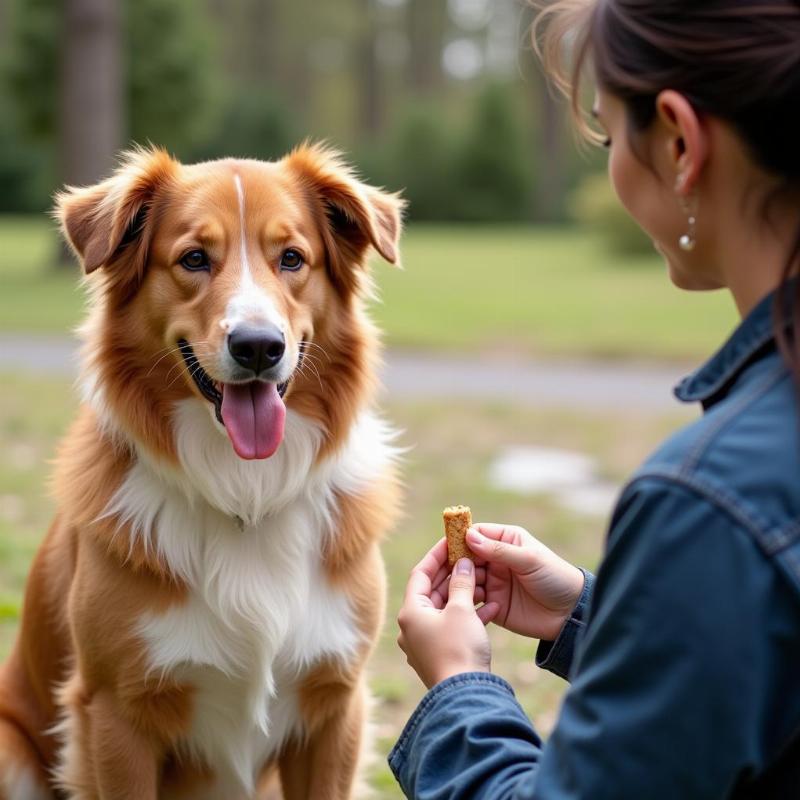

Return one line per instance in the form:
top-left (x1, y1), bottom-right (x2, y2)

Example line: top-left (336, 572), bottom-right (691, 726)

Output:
top-left (0, 0), bottom-right (51, 211)
top-left (61, 0), bottom-right (123, 189)
top-left (406, 0), bottom-right (447, 94)
top-left (521, 4), bottom-right (569, 221)
top-left (569, 172), bottom-right (652, 255)
top-left (0, 0), bottom-right (586, 225)
top-left (127, 0), bottom-right (218, 151)
top-left (357, 0), bottom-right (383, 137)
top-left (0, 0), bottom-right (9, 51)
top-left (5, 0), bottom-right (215, 175)
top-left (225, 0), bottom-right (281, 88)
top-left (530, 55), bottom-right (567, 222)
top-left (0, 106), bottom-right (50, 212)
top-left (4, 0), bottom-right (59, 140)
top-left (189, 89), bottom-right (297, 163)
top-left (376, 103), bottom-right (456, 221)
top-left (205, 0), bottom-right (364, 143)
top-left (451, 82), bottom-right (533, 221)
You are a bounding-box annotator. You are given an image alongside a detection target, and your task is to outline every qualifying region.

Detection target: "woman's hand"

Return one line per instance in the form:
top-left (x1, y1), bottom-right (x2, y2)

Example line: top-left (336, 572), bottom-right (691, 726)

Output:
top-left (397, 538), bottom-right (500, 689)
top-left (466, 523), bottom-right (585, 642)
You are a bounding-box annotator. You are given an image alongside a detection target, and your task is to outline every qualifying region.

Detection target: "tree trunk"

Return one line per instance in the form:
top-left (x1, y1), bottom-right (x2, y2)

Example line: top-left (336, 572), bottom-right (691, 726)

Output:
top-left (0, 0), bottom-right (9, 53)
top-left (225, 0), bottom-right (281, 88)
top-left (532, 57), bottom-right (567, 221)
top-left (406, 0), bottom-right (446, 94)
top-left (247, 0), bottom-right (280, 84)
top-left (357, 0), bottom-right (382, 138)
top-left (58, 0), bottom-right (123, 266)
top-left (60, 0), bottom-right (123, 188)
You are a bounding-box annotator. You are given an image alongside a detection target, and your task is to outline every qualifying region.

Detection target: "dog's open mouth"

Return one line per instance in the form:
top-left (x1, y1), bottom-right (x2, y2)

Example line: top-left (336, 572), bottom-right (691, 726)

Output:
top-left (178, 339), bottom-right (296, 461)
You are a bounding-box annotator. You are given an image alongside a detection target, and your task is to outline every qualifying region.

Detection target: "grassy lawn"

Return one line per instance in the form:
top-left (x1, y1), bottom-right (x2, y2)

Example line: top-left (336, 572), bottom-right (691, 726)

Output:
top-left (0, 373), bottom-right (691, 796)
top-left (0, 216), bottom-right (737, 360)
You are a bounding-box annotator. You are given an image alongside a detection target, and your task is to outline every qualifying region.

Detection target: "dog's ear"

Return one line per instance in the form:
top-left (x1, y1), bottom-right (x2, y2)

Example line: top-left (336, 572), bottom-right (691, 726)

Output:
top-left (285, 143), bottom-right (405, 290)
top-left (55, 146), bottom-right (178, 283)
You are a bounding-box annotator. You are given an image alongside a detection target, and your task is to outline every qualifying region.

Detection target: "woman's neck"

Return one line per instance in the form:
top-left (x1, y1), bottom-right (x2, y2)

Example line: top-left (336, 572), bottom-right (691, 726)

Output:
top-left (712, 179), bottom-right (799, 317)
top-left (724, 220), bottom-right (799, 319)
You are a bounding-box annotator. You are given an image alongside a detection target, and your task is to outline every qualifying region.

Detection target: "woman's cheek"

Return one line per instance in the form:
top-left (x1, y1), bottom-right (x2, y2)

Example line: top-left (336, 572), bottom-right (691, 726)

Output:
top-left (610, 148), bottom-right (720, 291)
top-left (609, 147), bottom-right (650, 235)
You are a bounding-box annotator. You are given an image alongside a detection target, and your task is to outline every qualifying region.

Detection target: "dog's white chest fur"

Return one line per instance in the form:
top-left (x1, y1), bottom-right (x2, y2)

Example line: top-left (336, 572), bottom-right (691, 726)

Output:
top-left (105, 403), bottom-right (396, 795)
top-left (138, 516), bottom-right (358, 795)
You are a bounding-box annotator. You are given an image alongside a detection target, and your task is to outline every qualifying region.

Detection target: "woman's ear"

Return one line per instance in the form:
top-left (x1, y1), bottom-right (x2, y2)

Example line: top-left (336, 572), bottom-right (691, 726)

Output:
top-left (285, 142), bottom-right (406, 291)
top-left (655, 90), bottom-right (709, 195)
top-left (55, 146), bottom-right (178, 283)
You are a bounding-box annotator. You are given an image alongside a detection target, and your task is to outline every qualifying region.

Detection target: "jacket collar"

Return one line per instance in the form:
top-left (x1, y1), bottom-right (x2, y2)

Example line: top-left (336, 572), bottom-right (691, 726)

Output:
top-left (674, 284), bottom-right (793, 407)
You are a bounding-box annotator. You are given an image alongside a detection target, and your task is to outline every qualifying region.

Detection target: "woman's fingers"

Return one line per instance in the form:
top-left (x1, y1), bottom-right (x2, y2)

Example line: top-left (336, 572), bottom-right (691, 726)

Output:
top-left (467, 528), bottom-right (540, 575)
top-left (477, 602), bottom-right (501, 625)
top-left (472, 522), bottom-right (534, 545)
top-left (430, 581), bottom-right (486, 609)
top-left (405, 538), bottom-right (450, 604)
top-left (431, 572), bottom-right (486, 609)
top-left (431, 566), bottom-right (486, 598)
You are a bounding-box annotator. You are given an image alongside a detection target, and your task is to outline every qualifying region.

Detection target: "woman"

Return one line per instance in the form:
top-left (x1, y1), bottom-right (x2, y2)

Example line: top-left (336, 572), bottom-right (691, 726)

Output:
top-left (390, 1), bottom-right (800, 797)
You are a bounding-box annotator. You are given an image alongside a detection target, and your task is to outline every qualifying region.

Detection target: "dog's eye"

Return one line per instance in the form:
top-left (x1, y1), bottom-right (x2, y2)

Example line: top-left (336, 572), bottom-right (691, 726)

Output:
top-left (280, 249), bottom-right (304, 271)
top-left (180, 250), bottom-right (210, 271)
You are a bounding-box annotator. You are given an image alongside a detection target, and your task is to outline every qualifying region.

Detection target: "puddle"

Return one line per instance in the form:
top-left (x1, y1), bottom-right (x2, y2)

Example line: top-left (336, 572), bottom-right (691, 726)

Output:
top-left (488, 446), bottom-right (620, 517)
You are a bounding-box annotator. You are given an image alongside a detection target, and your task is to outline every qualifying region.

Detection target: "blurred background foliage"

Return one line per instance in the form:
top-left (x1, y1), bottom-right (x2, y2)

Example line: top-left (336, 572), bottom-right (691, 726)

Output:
top-left (569, 172), bottom-right (653, 255)
top-left (0, 0), bottom-right (613, 228)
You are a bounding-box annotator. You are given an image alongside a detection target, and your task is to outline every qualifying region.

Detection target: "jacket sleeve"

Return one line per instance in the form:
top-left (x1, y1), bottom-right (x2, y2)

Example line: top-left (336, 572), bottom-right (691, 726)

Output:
top-left (534, 568), bottom-right (595, 681)
top-left (389, 478), bottom-right (793, 799)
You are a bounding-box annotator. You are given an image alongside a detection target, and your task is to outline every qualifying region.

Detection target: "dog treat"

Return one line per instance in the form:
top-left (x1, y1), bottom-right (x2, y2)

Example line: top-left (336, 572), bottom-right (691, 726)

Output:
top-left (443, 505), bottom-right (474, 566)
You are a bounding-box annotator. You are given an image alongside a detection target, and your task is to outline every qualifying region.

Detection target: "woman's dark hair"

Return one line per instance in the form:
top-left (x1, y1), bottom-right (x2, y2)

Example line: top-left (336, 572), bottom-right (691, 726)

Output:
top-left (534, 0), bottom-right (800, 376)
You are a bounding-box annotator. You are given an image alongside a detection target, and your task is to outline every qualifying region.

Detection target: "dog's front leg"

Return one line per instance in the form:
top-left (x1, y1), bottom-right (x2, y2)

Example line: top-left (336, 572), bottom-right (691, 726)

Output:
top-left (278, 677), bottom-right (368, 800)
top-left (57, 689), bottom-right (159, 800)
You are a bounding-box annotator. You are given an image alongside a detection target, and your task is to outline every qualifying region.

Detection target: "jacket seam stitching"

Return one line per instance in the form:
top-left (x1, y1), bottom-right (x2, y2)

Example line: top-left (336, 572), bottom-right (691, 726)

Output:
top-left (679, 365), bottom-right (788, 477)
top-left (679, 327), bottom-right (776, 402)
top-left (625, 470), bottom-right (800, 555)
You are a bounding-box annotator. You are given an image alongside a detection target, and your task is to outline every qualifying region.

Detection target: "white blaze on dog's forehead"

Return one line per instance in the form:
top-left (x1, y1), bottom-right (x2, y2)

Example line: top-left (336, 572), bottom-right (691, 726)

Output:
top-left (221, 172), bottom-right (287, 333)
top-left (233, 173), bottom-right (251, 283)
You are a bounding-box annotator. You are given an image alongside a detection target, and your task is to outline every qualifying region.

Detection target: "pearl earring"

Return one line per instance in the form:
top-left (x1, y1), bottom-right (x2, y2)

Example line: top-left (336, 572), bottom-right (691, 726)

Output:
top-left (679, 216), bottom-right (696, 252)
top-left (677, 189), bottom-right (698, 252)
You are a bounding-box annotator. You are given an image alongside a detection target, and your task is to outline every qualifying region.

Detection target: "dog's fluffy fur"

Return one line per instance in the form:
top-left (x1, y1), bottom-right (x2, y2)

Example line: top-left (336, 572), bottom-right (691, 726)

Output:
top-left (0, 145), bottom-right (404, 799)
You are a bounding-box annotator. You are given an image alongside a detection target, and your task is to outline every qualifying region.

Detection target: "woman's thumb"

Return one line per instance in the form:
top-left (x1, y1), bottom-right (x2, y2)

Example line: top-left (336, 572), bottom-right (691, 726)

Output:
top-left (467, 528), bottom-right (537, 573)
top-left (447, 558), bottom-right (476, 607)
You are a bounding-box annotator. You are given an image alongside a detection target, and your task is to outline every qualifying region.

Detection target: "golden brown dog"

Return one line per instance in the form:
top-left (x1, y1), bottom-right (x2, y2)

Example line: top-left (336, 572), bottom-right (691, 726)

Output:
top-left (0, 144), bottom-right (403, 799)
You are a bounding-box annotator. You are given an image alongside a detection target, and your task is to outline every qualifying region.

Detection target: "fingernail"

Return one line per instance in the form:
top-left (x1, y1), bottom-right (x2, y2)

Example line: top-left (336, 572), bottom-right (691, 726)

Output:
top-left (466, 528), bottom-right (483, 544)
top-left (456, 558), bottom-right (473, 575)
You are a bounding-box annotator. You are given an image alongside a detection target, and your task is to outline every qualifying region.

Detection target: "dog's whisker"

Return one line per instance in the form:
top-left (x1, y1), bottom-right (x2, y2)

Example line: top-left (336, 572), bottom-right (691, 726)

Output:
top-left (304, 359), bottom-right (323, 383)
top-left (146, 342), bottom-right (216, 378)
top-left (166, 359), bottom-right (202, 390)
top-left (300, 340), bottom-right (331, 362)
top-left (296, 360), bottom-right (324, 391)
top-left (298, 350), bottom-right (324, 366)
top-left (304, 342), bottom-right (330, 358)
top-left (146, 347), bottom-right (188, 377)
top-left (298, 354), bottom-right (323, 371)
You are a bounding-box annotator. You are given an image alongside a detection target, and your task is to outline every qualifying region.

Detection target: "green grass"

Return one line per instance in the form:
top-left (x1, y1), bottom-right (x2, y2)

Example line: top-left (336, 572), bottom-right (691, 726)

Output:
top-left (0, 216), bottom-right (86, 334)
top-left (375, 224), bottom-right (737, 360)
top-left (0, 373), bottom-right (690, 796)
top-left (0, 216), bottom-right (737, 360)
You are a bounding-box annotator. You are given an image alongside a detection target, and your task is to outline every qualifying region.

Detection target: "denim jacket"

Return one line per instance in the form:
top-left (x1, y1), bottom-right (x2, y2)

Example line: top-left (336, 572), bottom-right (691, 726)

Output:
top-left (389, 287), bottom-right (800, 799)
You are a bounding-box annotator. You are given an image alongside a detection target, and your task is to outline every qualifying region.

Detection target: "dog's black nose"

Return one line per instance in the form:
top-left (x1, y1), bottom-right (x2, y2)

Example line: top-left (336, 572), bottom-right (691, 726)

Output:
top-left (228, 325), bottom-right (286, 374)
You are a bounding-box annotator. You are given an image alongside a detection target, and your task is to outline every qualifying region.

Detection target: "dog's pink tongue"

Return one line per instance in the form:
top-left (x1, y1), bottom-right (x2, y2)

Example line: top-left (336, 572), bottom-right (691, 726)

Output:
top-left (220, 382), bottom-right (286, 460)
